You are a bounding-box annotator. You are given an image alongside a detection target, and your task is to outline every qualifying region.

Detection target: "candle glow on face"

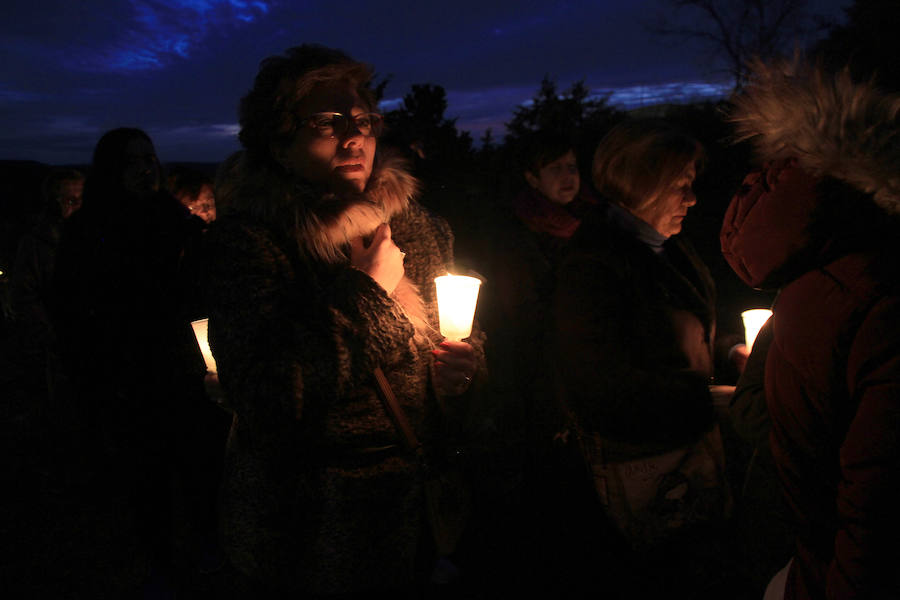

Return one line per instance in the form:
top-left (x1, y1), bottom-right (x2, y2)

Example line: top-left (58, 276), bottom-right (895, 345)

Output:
top-left (191, 318), bottom-right (218, 374)
top-left (434, 275), bottom-right (482, 341)
top-left (741, 309), bottom-right (773, 352)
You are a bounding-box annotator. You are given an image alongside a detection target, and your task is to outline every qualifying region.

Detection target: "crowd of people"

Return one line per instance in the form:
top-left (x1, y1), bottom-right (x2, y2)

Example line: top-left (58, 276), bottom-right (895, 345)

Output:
top-left (3, 43), bottom-right (900, 600)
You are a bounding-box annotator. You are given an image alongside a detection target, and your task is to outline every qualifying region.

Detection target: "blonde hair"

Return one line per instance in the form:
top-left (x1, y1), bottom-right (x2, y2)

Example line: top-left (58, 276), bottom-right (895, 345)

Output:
top-left (592, 120), bottom-right (704, 212)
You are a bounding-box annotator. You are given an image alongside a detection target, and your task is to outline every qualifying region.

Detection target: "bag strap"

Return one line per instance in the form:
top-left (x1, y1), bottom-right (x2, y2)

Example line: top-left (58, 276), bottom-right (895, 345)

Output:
top-left (374, 367), bottom-right (422, 454)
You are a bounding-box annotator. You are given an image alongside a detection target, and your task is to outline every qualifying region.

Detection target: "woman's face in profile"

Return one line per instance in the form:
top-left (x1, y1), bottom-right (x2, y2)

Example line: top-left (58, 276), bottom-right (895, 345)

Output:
top-left (278, 83), bottom-right (376, 193)
top-left (633, 164), bottom-right (697, 238)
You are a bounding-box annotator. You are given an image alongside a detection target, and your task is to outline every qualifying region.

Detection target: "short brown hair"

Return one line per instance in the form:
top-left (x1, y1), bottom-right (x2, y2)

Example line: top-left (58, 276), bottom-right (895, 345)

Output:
top-left (238, 44), bottom-right (376, 163)
top-left (592, 119), bottom-right (704, 212)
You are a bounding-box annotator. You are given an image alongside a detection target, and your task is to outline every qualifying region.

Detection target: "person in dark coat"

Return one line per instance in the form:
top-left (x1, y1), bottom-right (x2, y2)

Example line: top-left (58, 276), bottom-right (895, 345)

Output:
top-left (482, 131), bottom-right (597, 427)
top-left (556, 119), bottom-right (716, 459)
top-left (720, 58), bottom-right (900, 600)
top-left (551, 119), bottom-right (735, 597)
top-left (203, 44), bottom-right (486, 598)
top-left (10, 168), bottom-right (84, 420)
top-left (469, 131), bottom-right (599, 594)
top-left (52, 127), bottom-right (217, 596)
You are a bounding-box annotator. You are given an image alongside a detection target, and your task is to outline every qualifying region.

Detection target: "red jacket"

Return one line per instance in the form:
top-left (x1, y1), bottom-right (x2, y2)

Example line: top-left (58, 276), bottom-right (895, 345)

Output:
top-left (720, 58), bottom-right (900, 599)
top-left (722, 158), bottom-right (900, 599)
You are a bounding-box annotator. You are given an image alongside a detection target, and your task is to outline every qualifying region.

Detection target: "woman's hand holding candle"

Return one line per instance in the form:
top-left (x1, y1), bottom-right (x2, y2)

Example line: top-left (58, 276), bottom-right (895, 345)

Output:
top-left (432, 340), bottom-right (477, 395)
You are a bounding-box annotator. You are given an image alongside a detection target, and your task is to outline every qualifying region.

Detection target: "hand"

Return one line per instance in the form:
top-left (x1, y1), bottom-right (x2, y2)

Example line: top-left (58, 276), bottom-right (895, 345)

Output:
top-left (350, 222), bottom-right (404, 294)
top-left (203, 371), bottom-right (225, 406)
top-left (728, 343), bottom-right (750, 375)
top-left (432, 340), bottom-right (477, 396)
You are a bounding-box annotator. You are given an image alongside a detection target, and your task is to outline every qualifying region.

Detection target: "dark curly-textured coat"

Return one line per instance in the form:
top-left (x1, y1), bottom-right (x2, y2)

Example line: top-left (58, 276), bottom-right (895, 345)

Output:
top-left (204, 154), bottom-right (485, 594)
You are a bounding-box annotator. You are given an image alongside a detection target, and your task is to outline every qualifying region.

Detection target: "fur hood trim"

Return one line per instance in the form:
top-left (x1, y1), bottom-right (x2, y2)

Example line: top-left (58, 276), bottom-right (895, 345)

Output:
top-left (730, 58), bottom-right (900, 214)
top-left (218, 150), bottom-right (428, 333)
top-left (220, 151), bottom-right (420, 262)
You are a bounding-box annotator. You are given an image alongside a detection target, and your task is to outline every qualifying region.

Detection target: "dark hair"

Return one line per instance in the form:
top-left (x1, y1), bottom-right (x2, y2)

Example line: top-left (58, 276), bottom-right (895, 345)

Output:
top-left (83, 127), bottom-right (159, 210)
top-left (91, 127), bottom-right (155, 181)
top-left (238, 44), bottom-right (376, 163)
top-left (592, 119), bottom-right (704, 212)
top-left (518, 130), bottom-right (576, 175)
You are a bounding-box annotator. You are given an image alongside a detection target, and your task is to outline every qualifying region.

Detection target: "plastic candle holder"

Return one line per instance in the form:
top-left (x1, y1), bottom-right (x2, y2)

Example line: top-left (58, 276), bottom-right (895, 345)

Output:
top-left (191, 318), bottom-right (218, 374)
top-left (434, 275), bottom-right (482, 342)
top-left (741, 309), bottom-right (773, 352)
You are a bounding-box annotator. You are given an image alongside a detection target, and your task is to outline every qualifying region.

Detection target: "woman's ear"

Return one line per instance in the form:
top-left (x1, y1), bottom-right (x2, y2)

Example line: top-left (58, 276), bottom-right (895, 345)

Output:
top-left (524, 170), bottom-right (540, 190)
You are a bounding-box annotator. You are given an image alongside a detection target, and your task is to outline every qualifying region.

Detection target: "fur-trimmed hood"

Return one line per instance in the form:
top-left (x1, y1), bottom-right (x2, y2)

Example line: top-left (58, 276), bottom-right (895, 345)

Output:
top-left (730, 58), bottom-right (900, 215)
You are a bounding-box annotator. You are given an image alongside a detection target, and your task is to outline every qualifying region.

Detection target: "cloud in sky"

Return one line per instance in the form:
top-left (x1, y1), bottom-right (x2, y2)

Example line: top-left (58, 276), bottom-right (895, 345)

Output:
top-left (443, 80), bottom-right (734, 142)
top-left (66, 0), bottom-right (273, 72)
top-left (0, 0), bottom-right (851, 164)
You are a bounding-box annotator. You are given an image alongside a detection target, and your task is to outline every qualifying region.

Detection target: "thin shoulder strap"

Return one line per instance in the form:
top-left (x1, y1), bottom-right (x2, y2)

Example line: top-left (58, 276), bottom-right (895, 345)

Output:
top-left (374, 367), bottom-right (422, 453)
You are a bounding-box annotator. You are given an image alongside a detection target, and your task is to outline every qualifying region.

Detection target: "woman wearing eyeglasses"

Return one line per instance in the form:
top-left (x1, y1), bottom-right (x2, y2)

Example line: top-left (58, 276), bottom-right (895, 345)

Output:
top-left (204, 45), bottom-right (485, 597)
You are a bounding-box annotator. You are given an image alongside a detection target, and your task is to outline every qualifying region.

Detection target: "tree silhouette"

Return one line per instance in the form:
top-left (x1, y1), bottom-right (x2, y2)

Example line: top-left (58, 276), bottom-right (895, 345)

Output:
top-left (647, 0), bottom-right (834, 89)
top-left (505, 77), bottom-right (619, 143)
top-left (383, 83), bottom-right (473, 165)
top-left (813, 0), bottom-right (900, 93)
top-left (502, 77), bottom-right (623, 184)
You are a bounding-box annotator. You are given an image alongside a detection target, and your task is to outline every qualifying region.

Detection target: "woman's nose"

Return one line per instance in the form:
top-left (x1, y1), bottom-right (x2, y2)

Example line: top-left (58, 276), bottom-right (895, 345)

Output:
top-left (684, 189), bottom-right (697, 206)
top-left (340, 123), bottom-right (365, 147)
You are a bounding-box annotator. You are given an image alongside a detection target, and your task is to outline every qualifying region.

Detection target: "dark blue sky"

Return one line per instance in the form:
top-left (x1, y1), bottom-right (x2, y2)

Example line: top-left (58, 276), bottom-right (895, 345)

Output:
top-left (1, 0), bottom-right (850, 165)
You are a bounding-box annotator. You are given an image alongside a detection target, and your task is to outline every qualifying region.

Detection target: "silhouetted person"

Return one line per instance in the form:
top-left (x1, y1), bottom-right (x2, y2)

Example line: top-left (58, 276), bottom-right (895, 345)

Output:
top-left (469, 130), bottom-right (599, 595)
top-left (10, 168), bottom-right (84, 427)
top-left (52, 127), bottom-right (217, 597)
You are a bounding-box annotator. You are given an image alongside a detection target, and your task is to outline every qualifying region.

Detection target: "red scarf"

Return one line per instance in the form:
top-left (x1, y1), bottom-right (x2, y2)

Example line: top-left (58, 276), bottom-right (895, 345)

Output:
top-left (513, 187), bottom-right (595, 239)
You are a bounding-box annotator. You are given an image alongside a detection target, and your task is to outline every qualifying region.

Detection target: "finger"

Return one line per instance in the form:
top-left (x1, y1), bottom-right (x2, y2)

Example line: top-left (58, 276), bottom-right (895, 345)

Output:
top-left (371, 222), bottom-right (391, 245)
top-left (434, 362), bottom-right (472, 389)
top-left (438, 340), bottom-right (475, 356)
top-left (432, 351), bottom-right (476, 374)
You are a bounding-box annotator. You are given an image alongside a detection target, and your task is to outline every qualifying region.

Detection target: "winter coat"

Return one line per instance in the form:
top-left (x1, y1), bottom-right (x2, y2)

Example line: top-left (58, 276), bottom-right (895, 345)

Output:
top-left (204, 154), bottom-right (486, 595)
top-left (553, 201), bottom-right (717, 451)
top-left (53, 189), bottom-right (207, 421)
top-left (720, 61), bottom-right (900, 600)
top-left (481, 187), bottom-right (599, 439)
top-left (12, 217), bottom-right (62, 358)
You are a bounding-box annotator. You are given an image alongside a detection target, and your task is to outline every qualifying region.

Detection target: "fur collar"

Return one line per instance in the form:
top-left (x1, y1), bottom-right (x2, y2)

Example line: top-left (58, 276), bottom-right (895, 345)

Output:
top-left (730, 58), bottom-right (900, 214)
top-left (221, 151), bottom-right (419, 261)
top-left (218, 151), bottom-right (428, 333)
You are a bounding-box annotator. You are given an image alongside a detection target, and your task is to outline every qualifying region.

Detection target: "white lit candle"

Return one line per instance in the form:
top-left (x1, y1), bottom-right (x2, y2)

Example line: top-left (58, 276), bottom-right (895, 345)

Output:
top-left (191, 318), bottom-right (218, 374)
top-left (741, 309), bottom-right (773, 352)
top-left (434, 275), bottom-right (482, 342)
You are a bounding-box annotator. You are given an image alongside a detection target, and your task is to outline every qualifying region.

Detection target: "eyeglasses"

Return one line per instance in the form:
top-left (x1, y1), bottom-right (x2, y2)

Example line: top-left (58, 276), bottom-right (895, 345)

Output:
top-left (298, 112), bottom-right (384, 139)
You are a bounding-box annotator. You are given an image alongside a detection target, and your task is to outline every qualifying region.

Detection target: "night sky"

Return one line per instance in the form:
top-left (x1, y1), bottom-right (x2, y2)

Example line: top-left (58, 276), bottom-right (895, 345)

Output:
top-left (2, 0), bottom-right (850, 165)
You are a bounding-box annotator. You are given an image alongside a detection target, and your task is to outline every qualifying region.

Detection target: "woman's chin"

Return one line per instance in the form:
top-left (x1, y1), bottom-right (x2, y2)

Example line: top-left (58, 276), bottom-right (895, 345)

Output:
top-left (331, 174), bottom-right (368, 193)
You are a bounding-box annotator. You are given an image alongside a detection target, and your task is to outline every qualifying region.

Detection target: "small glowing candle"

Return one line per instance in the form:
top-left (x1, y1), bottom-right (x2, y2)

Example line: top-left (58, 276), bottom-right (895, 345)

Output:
top-left (191, 318), bottom-right (218, 374)
top-left (435, 274), bottom-right (482, 342)
top-left (741, 309), bottom-right (773, 352)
